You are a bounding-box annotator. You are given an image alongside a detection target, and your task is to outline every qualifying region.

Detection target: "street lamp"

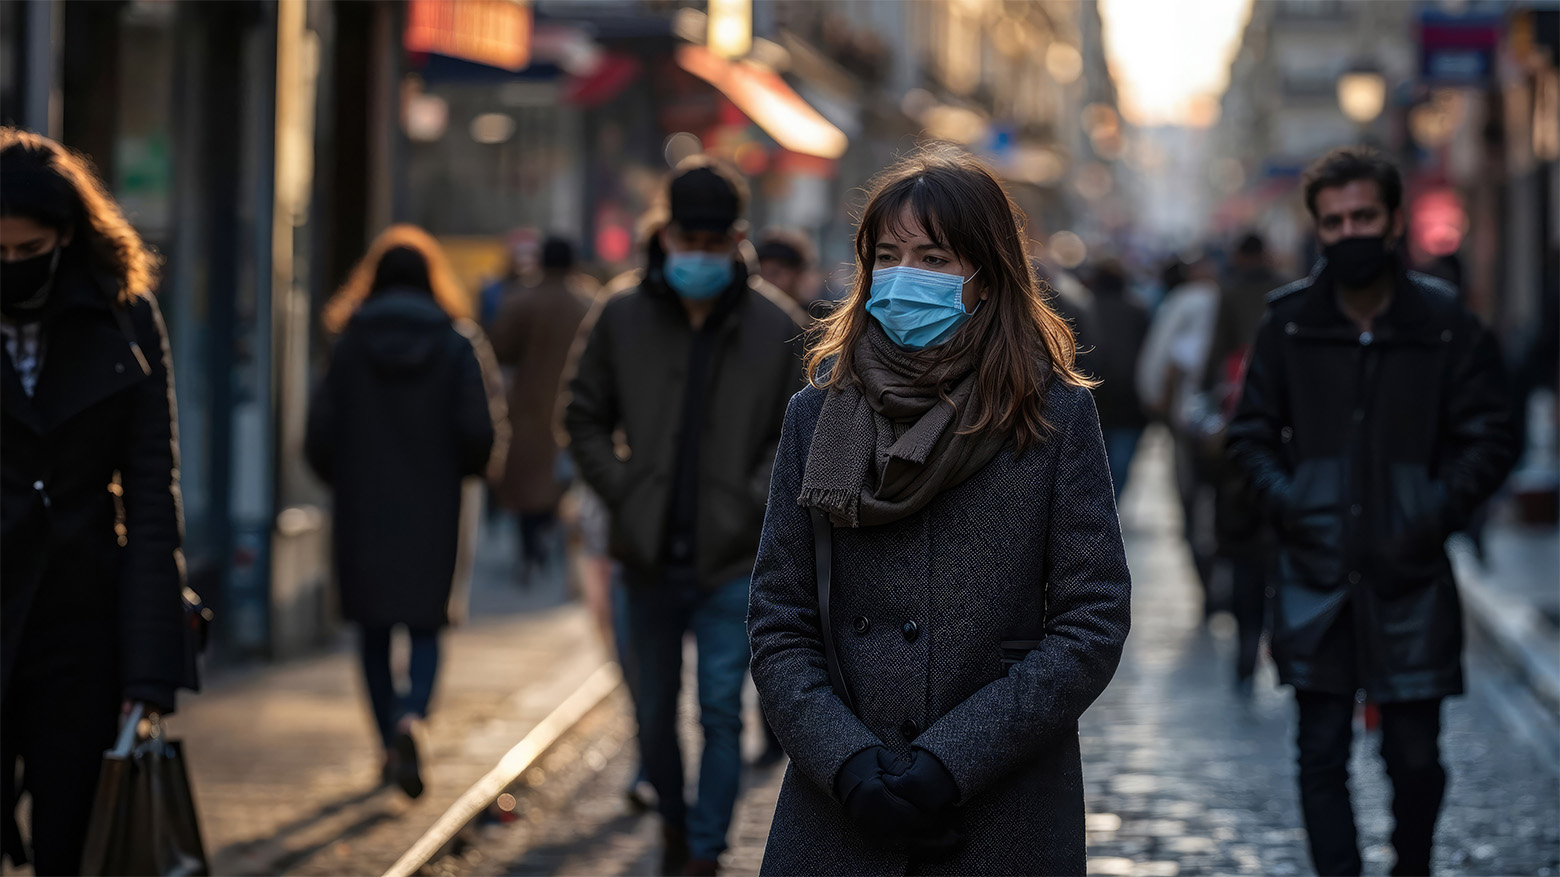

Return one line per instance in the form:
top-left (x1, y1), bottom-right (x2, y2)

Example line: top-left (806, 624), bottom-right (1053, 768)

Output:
top-left (707, 0), bottom-right (752, 60)
top-left (1337, 65), bottom-right (1387, 125)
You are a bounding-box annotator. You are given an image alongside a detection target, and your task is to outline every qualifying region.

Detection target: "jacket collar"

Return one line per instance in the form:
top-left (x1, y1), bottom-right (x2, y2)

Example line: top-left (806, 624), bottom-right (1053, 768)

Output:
top-left (1293, 256), bottom-right (1435, 334)
top-left (2, 269), bottom-right (143, 436)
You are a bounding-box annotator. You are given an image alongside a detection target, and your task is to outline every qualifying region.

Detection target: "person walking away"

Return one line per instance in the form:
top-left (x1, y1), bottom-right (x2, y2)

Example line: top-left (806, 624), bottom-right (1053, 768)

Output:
top-left (564, 157), bottom-right (805, 875)
top-left (1227, 146), bottom-right (1515, 876)
top-left (1190, 232), bottom-right (1284, 695)
top-left (1137, 252), bottom-right (1222, 615)
top-left (306, 226), bottom-right (506, 799)
top-left (748, 145), bottom-right (1131, 875)
top-left (488, 236), bottom-right (593, 586)
top-left (1084, 258), bottom-right (1151, 498)
top-left (0, 128), bottom-right (190, 874)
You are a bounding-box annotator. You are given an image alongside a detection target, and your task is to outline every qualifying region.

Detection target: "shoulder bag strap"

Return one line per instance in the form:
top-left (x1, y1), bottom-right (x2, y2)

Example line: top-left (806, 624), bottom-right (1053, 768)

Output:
top-left (810, 507), bottom-right (856, 714)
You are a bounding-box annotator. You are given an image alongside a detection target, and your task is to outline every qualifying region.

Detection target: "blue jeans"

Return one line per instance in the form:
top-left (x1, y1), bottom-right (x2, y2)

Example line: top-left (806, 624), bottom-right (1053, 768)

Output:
top-left (359, 625), bottom-right (439, 748)
top-left (620, 572), bottom-right (751, 861)
top-left (1102, 426), bottom-right (1143, 501)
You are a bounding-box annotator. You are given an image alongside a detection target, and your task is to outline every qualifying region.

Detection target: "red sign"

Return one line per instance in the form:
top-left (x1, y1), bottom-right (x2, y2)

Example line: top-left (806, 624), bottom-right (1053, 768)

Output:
top-left (405, 0), bottom-right (531, 72)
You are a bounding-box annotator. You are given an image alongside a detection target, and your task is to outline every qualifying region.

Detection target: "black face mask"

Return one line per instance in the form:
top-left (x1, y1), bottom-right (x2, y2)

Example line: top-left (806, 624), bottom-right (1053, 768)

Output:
top-left (1, 248), bottom-right (62, 319)
top-left (1323, 235), bottom-right (1391, 288)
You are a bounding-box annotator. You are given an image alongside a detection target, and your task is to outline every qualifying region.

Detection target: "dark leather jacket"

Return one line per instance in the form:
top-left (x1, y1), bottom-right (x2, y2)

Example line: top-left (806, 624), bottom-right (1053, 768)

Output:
top-left (1226, 260), bottom-right (1516, 702)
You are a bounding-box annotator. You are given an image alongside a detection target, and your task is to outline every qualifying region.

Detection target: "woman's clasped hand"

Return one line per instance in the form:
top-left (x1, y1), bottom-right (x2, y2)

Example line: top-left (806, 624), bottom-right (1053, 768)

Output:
top-left (833, 746), bottom-right (964, 856)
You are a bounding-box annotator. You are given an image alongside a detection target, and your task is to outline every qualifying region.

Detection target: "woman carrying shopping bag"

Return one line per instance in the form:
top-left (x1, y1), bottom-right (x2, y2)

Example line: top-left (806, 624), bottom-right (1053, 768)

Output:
top-left (748, 145), bottom-right (1132, 874)
top-left (306, 226), bottom-right (505, 799)
top-left (0, 127), bottom-right (189, 874)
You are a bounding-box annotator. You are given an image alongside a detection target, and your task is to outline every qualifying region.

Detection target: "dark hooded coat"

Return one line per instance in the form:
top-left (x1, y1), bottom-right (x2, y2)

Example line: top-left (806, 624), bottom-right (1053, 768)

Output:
top-left (305, 290), bottom-right (502, 629)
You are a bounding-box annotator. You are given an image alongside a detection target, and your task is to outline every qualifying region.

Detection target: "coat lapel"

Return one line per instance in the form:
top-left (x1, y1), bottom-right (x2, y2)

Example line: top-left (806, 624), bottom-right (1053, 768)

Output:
top-left (32, 305), bottom-right (147, 434)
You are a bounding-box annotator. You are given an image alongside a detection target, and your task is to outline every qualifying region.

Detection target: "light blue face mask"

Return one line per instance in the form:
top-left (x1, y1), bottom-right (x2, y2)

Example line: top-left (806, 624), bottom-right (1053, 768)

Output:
top-left (665, 251), bottom-right (734, 301)
top-left (866, 265), bottom-right (982, 349)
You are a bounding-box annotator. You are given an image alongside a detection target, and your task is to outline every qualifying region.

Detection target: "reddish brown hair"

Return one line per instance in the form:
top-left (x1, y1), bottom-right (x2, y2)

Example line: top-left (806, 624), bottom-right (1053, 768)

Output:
top-left (0, 126), bottom-right (159, 302)
top-left (805, 144), bottom-right (1090, 451)
top-left (323, 224), bottom-right (472, 333)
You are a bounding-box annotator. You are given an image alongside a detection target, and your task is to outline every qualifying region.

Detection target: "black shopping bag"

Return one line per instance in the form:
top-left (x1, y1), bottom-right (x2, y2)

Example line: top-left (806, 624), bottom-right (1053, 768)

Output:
top-left (81, 705), bottom-right (209, 876)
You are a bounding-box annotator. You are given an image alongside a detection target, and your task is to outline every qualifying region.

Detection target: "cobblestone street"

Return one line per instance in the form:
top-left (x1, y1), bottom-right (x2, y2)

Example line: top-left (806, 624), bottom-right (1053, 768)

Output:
top-left (444, 432), bottom-right (1560, 877)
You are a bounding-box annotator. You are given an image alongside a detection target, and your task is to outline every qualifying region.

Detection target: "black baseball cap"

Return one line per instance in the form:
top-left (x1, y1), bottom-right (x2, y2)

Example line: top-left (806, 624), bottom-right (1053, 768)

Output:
top-left (669, 166), bottom-right (742, 234)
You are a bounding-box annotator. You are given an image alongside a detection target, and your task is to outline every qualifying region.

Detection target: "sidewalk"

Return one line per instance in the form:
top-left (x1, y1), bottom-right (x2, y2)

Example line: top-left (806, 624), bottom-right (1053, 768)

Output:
top-left (168, 521), bottom-right (609, 876)
top-left (1450, 511), bottom-right (1560, 768)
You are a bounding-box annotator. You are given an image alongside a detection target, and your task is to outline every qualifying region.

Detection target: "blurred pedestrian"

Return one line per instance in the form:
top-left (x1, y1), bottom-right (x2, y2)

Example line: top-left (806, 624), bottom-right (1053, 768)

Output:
top-left (756, 228), bottom-right (822, 319)
top-left (480, 228), bottom-right (539, 327)
top-left (1195, 232), bottom-right (1283, 694)
top-left (1227, 146), bottom-right (1516, 877)
top-left (305, 226), bottom-right (506, 800)
top-left (748, 146), bottom-right (1131, 874)
top-left (0, 128), bottom-right (190, 875)
top-left (1137, 252), bottom-right (1221, 614)
top-left (488, 236), bottom-right (593, 586)
top-left (1084, 258), bottom-right (1151, 498)
top-left (564, 157), bottom-right (805, 876)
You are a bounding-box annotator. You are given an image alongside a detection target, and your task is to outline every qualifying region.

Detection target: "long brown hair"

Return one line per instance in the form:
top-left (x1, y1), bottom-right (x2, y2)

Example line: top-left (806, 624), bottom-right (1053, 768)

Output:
top-left (0, 126), bottom-right (159, 303)
top-left (805, 144), bottom-right (1090, 452)
top-left (323, 224), bottom-right (472, 333)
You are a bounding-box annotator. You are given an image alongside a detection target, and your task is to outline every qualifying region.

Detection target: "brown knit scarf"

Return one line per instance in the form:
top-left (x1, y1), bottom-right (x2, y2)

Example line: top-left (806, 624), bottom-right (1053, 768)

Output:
top-left (799, 321), bottom-right (1007, 527)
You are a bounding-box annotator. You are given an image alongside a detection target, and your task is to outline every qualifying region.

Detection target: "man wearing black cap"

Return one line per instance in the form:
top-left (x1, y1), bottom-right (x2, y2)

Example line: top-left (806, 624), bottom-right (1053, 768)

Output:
top-left (565, 157), bottom-right (805, 876)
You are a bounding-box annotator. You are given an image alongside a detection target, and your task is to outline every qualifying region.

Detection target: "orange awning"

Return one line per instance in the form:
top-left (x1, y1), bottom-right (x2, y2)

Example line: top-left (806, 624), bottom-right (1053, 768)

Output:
top-left (675, 45), bottom-right (848, 160)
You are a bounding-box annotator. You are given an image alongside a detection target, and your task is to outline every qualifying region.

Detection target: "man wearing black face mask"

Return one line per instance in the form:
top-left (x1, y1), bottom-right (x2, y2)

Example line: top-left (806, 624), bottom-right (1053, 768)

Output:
top-left (1227, 146), bottom-right (1516, 877)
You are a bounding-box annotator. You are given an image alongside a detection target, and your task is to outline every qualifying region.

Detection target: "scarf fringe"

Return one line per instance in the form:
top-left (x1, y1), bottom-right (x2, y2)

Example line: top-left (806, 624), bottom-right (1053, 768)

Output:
top-left (797, 487), bottom-right (859, 528)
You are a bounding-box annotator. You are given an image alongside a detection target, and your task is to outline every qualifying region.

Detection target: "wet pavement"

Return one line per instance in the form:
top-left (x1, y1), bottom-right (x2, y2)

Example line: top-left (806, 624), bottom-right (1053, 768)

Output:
top-left (442, 429), bottom-right (1559, 877)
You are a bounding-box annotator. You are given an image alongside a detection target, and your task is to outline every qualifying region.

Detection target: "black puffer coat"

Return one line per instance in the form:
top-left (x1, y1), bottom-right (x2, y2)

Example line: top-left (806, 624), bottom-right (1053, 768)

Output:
top-left (749, 381), bottom-right (1131, 875)
top-left (1226, 262), bottom-right (1516, 702)
top-left (1, 268), bottom-right (186, 709)
top-left (305, 290), bottom-right (503, 629)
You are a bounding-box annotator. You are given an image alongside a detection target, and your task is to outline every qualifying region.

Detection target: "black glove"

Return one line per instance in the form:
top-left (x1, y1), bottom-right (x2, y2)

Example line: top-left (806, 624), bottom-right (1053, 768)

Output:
top-left (833, 746), bottom-right (926, 837)
top-left (880, 747), bottom-right (959, 814)
top-left (884, 748), bottom-right (964, 858)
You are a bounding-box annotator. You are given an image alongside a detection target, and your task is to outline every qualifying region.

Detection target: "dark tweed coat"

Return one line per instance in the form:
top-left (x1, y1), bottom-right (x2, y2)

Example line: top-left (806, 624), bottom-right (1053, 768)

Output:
top-left (749, 380), bottom-right (1132, 875)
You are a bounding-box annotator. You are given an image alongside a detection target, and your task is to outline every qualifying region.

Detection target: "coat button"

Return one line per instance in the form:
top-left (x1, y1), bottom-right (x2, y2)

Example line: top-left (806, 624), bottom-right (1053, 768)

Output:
top-left (899, 719), bottom-right (919, 740)
top-left (32, 480), bottom-right (43, 491)
top-left (1359, 331), bottom-right (1374, 346)
top-left (1280, 426), bottom-right (1293, 442)
top-left (1284, 322), bottom-right (1298, 335)
top-left (1348, 571), bottom-right (1362, 585)
top-left (901, 620), bottom-right (919, 642)
top-left (114, 362), bottom-right (126, 374)
top-left (853, 616), bottom-right (870, 635)
top-left (1350, 504), bottom-right (1363, 517)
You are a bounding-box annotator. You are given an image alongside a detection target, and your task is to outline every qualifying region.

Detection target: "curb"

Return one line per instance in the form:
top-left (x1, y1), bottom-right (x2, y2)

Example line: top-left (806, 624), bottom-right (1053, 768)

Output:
top-left (1451, 543), bottom-right (1560, 716)
top-left (382, 661), bottom-right (623, 877)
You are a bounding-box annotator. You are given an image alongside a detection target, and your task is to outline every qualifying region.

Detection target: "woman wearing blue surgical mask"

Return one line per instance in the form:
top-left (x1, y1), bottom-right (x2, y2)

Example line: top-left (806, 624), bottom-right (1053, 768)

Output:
top-left (748, 144), bottom-right (1131, 874)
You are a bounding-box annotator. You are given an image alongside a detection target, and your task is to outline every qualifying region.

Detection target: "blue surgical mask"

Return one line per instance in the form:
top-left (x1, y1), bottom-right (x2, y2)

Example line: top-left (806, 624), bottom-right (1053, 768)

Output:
top-left (866, 265), bottom-right (982, 349)
top-left (665, 251), bottom-right (734, 300)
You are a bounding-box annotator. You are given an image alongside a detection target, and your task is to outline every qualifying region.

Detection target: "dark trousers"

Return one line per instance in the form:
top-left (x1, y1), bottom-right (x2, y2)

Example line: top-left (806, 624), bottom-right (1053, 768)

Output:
top-left (1230, 556), bottom-right (1268, 681)
top-left (1295, 691), bottom-right (1446, 876)
top-left (620, 573), bottom-right (751, 861)
top-left (518, 511), bottom-right (557, 567)
top-left (1, 631), bottom-right (121, 874)
top-left (359, 625), bottom-right (440, 748)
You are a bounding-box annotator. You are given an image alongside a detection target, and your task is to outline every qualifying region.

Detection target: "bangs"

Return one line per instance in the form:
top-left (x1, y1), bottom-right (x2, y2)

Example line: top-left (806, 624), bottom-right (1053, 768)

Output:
top-left (860, 176), bottom-right (958, 258)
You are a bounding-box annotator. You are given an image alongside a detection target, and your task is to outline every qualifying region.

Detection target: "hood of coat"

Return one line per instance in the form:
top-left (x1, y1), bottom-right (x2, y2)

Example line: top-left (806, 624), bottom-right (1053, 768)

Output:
top-left (346, 288), bottom-right (453, 376)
